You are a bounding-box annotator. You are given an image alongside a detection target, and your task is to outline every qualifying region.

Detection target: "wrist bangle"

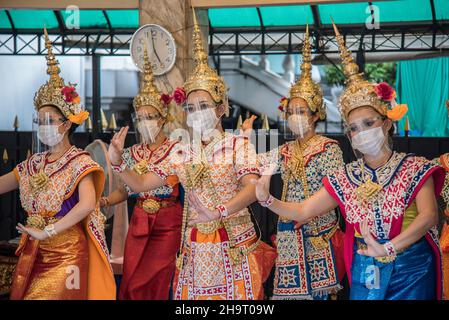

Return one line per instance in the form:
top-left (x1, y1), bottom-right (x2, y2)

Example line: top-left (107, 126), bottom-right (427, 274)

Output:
top-left (44, 224), bottom-right (57, 238)
top-left (383, 241), bottom-right (397, 257)
top-left (259, 194), bottom-right (274, 208)
top-left (216, 204), bottom-right (229, 218)
top-left (112, 160), bottom-right (127, 173)
top-left (101, 197), bottom-right (110, 207)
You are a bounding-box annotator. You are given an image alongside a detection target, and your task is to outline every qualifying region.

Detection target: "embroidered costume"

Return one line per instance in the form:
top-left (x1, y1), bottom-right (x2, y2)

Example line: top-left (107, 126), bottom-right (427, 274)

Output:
top-left (145, 11), bottom-right (276, 300)
top-left (260, 26), bottom-right (345, 300)
top-left (118, 46), bottom-right (182, 300)
top-left (8, 30), bottom-right (115, 299)
top-left (119, 139), bottom-right (182, 300)
top-left (152, 132), bottom-right (275, 300)
top-left (435, 153), bottom-right (449, 299)
top-left (260, 136), bottom-right (345, 299)
top-left (321, 23), bottom-right (445, 300)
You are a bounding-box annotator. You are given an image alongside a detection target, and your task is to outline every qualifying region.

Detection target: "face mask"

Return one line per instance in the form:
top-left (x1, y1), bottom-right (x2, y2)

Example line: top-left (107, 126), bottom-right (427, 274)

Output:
top-left (287, 114), bottom-right (311, 138)
top-left (37, 124), bottom-right (65, 147)
top-left (186, 108), bottom-right (219, 140)
top-left (351, 126), bottom-right (386, 156)
top-left (137, 120), bottom-right (160, 143)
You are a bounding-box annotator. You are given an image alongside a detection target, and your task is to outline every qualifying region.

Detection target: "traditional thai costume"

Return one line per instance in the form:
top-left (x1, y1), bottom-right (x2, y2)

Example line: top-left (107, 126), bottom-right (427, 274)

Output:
top-left (259, 26), bottom-right (345, 300)
top-left (118, 49), bottom-right (182, 300)
top-left (435, 153), bottom-right (449, 299)
top-left (322, 23), bottom-right (445, 300)
top-left (9, 30), bottom-right (115, 300)
top-left (145, 11), bottom-right (276, 300)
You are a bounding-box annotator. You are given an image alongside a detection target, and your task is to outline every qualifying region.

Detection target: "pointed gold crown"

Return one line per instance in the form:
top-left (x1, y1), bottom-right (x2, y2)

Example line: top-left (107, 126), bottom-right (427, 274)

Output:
top-left (133, 46), bottom-right (168, 117)
top-left (33, 28), bottom-right (88, 125)
top-left (289, 25), bottom-right (325, 120)
top-left (184, 8), bottom-right (228, 114)
top-left (332, 21), bottom-right (387, 122)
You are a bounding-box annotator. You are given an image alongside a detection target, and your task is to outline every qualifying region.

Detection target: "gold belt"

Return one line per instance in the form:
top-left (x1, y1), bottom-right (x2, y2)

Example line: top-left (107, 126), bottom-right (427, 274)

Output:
top-left (356, 239), bottom-right (404, 263)
top-left (307, 223), bottom-right (339, 251)
top-left (26, 214), bottom-right (59, 230)
top-left (137, 198), bottom-right (177, 214)
top-left (195, 214), bottom-right (252, 235)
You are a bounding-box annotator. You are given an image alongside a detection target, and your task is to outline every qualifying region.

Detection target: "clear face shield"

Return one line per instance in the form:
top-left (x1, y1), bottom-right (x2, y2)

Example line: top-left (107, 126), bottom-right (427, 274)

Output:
top-left (282, 102), bottom-right (313, 140)
top-left (344, 115), bottom-right (392, 161)
top-left (183, 97), bottom-right (222, 143)
top-left (32, 110), bottom-right (68, 154)
top-left (131, 109), bottom-right (163, 145)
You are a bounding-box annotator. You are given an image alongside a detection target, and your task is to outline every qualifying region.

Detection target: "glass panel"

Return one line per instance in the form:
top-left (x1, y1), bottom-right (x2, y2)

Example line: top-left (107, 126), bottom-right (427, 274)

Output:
top-left (60, 9), bottom-right (107, 28)
top-left (106, 10), bottom-right (139, 28)
top-left (435, 0), bottom-right (449, 20)
top-left (209, 8), bottom-right (260, 27)
top-left (0, 10), bottom-right (11, 29)
top-left (374, 0), bottom-right (432, 22)
top-left (318, 2), bottom-right (368, 24)
top-left (9, 10), bottom-right (59, 29)
top-left (260, 5), bottom-right (314, 26)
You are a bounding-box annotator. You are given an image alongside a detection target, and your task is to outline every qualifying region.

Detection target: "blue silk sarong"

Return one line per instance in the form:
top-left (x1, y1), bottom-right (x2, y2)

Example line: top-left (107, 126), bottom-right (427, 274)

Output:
top-left (350, 237), bottom-right (435, 300)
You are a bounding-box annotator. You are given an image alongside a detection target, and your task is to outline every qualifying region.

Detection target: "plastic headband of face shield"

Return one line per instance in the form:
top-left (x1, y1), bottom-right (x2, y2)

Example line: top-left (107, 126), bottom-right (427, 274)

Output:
top-left (344, 115), bottom-right (386, 136)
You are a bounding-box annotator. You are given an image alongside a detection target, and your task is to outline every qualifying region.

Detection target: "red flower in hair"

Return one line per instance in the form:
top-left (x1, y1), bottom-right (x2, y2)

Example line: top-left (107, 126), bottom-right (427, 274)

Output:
top-left (278, 96), bottom-right (288, 112)
top-left (61, 86), bottom-right (80, 103)
top-left (160, 93), bottom-right (172, 106)
top-left (173, 87), bottom-right (187, 105)
top-left (374, 82), bottom-right (396, 102)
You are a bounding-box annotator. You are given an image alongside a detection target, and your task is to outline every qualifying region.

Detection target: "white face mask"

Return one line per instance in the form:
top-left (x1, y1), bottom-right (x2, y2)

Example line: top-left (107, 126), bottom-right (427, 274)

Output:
top-left (37, 124), bottom-right (65, 147)
top-left (137, 120), bottom-right (160, 143)
top-left (287, 114), bottom-right (311, 138)
top-left (186, 108), bottom-right (219, 140)
top-left (351, 126), bottom-right (386, 156)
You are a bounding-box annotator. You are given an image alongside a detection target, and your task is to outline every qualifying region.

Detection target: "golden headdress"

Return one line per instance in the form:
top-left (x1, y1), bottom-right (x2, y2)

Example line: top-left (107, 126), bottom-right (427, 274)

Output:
top-left (133, 47), bottom-right (169, 118)
top-left (332, 21), bottom-right (407, 122)
top-left (34, 28), bottom-right (89, 125)
top-left (288, 25), bottom-right (326, 120)
top-left (182, 8), bottom-right (228, 115)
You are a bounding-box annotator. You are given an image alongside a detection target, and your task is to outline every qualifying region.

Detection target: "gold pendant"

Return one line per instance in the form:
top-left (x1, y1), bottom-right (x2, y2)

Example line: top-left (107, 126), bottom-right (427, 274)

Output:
top-left (188, 162), bottom-right (207, 188)
top-left (309, 236), bottom-right (328, 251)
top-left (141, 199), bottom-right (161, 214)
top-left (356, 179), bottom-right (382, 201)
top-left (133, 160), bottom-right (149, 175)
top-left (26, 214), bottom-right (47, 229)
top-left (29, 170), bottom-right (49, 194)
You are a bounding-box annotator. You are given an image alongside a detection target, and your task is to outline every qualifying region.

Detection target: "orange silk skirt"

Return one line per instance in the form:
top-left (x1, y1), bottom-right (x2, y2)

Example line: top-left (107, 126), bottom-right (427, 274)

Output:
top-left (12, 223), bottom-right (88, 300)
top-left (173, 226), bottom-right (276, 300)
top-left (440, 221), bottom-right (449, 300)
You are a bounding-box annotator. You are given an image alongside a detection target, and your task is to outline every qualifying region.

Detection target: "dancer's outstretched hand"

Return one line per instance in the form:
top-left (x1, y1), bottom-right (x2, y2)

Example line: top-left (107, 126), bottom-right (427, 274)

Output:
top-left (108, 126), bottom-right (128, 165)
top-left (241, 115), bottom-right (257, 137)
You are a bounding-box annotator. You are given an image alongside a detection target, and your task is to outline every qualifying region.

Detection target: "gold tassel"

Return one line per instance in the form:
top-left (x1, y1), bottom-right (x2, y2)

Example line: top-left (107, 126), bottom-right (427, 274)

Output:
top-left (262, 114), bottom-right (270, 130)
top-left (100, 109), bottom-right (108, 131)
top-left (236, 115), bottom-right (243, 129)
top-left (2, 149), bottom-right (8, 164)
top-left (85, 115), bottom-right (93, 131)
top-left (26, 149), bottom-right (31, 159)
top-left (404, 116), bottom-right (410, 132)
top-left (108, 113), bottom-right (117, 131)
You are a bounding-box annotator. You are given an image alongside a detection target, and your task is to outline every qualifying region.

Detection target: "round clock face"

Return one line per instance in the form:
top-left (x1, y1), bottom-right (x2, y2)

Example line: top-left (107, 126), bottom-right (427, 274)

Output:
top-left (130, 24), bottom-right (177, 76)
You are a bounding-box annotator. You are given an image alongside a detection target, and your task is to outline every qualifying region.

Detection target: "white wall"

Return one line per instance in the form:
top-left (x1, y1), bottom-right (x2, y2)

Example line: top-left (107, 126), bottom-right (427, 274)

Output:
top-left (0, 55), bottom-right (85, 131)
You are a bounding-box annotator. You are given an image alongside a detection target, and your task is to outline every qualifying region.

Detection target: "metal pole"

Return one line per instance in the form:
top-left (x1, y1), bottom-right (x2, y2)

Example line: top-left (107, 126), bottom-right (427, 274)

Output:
top-left (92, 54), bottom-right (101, 139)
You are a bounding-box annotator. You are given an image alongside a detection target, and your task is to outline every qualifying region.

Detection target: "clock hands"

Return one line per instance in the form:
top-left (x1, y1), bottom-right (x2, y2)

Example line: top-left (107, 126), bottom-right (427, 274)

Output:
top-left (150, 35), bottom-right (163, 65)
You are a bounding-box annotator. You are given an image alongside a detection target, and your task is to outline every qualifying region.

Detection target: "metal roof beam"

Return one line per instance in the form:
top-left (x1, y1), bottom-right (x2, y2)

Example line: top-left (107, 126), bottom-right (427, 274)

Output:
top-left (191, 0), bottom-right (392, 8)
top-left (0, 0), bottom-right (138, 9)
